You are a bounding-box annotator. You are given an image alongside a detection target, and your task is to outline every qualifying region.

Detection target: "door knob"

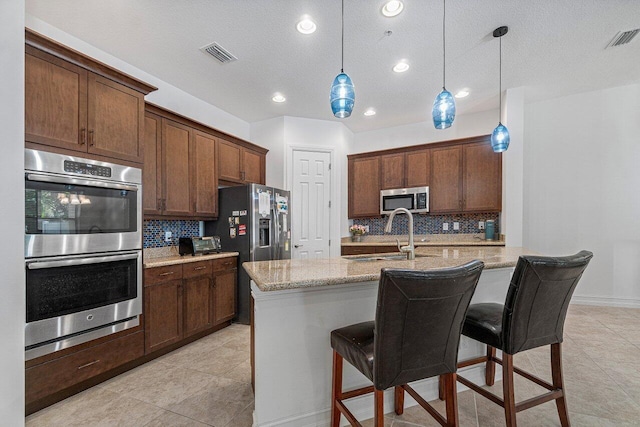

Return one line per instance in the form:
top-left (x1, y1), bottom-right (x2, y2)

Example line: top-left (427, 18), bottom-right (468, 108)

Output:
top-left (294, 244), bottom-right (303, 248)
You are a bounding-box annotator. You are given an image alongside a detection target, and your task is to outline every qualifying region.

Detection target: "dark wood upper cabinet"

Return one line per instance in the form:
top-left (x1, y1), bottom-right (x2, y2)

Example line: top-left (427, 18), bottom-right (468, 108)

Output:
top-left (348, 156), bottom-right (381, 218)
top-left (430, 146), bottom-right (463, 213)
top-left (380, 153), bottom-right (406, 189)
top-left (162, 119), bottom-right (193, 217)
top-left (463, 142), bottom-right (502, 212)
top-left (25, 30), bottom-right (155, 164)
top-left (405, 149), bottom-right (431, 188)
top-left (217, 138), bottom-right (266, 185)
top-left (193, 131), bottom-right (218, 217)
top-left (143, 113), bottom-right (162, 215)
top-left (347, 135), bottom-right (501, 218)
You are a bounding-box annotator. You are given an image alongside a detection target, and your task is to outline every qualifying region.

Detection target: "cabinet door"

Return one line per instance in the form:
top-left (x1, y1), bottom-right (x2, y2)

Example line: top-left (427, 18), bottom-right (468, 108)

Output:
top-left (463, 142), bottom-right (502, 212)
top-left (87, 73), bottom-right (144, 163)
top-left (25, 49), bottom-right (87, 151)
top-left (183, 275), bottom-right (214, 337)
top-left (193, 131), bottom-right (217, 217)
top-left (162, 119), bottom-right (193, 216)
top-left (217, 139), bottom-right (243, 183)
top-left (143, 113), bottom-right (162, 215)
top-left (213, 270), bottom-right (237, 324)
top-left (380, 153), bottom-right (405, 190)
top-left (242, 147), bottom-right (265, 184)
top-left (348, 156), bottom-right (381, 218)
top-left (430, 146), bottom-right (462, 213)
top-left (406, 149), bottom-right (431, 188)
top-left (144, 280), bottom-right (183, 354)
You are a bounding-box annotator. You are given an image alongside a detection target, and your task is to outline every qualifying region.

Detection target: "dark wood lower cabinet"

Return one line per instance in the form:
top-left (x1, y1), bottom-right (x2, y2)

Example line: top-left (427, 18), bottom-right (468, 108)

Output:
top-left (341, 245), bottom-right (398, 255)
top-left (214, 270), bottom-right (237, 324)
top-left (144, 278), bottom-right (183, 353)
top-left (184, 275), bottom-right (214, 337)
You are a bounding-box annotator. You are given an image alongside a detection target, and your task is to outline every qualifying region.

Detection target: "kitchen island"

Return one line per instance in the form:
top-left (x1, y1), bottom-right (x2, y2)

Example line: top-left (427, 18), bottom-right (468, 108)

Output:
top-left (245, 246), bottom-right (535, 427)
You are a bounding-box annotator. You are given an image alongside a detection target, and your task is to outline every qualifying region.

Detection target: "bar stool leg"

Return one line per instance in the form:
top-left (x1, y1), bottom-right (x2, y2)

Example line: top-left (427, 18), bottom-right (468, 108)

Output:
top-left (443, 373), bottom-right (459, 427)
top-left (331, 351), bottom-right (343, 427)
top-left (374, 388), bottom-right (384, 427)
top-left (551, 343), bottom-right (570, 427)
top-left (438, 375), bottom-right (445, 400)
top-left (502, 353), bottom-right (517, 427)
top-left (486, 345), bottom-right (496, 386)
top-left (394, 385), bottom-right (404, 415)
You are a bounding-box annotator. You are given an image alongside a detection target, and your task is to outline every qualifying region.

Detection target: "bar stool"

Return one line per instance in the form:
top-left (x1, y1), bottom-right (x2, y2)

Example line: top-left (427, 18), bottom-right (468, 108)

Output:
top-left (452, 251), bottom-right (593, 427)
top-left (330, 261), bottom-right (484, 427)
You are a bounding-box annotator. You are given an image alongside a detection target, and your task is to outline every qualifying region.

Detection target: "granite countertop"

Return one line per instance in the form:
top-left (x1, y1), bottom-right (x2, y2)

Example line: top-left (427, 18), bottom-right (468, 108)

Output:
top-left (341, 233), bottom-right (505, 247)
top-left (143, 246), bottom-right (239, 268)
top-left (244, 246), bottom-right (534, 292)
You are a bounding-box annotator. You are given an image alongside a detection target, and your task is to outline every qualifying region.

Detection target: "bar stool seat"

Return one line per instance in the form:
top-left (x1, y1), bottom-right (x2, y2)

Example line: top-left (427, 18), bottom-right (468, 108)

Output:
top-left (462, 303), bottom-right (504, 349)
top-left (330, 261), bottom-right (484, 427)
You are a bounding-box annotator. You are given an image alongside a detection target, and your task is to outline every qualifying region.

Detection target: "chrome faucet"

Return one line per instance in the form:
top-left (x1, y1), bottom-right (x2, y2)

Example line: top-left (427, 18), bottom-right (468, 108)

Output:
top-left (384, 208), bottom-right (415, 260)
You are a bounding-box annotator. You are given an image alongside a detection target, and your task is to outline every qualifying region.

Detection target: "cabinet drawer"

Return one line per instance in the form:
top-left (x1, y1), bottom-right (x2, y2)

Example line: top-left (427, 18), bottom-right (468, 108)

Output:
top-left (144, 264), bottom-right (183, 286)
top-left (182, 260), bottom-right (212, 279)
top-left (26, 331), bottom-right (143, 404)
top-left (212, 257), bottom-right (237, 272)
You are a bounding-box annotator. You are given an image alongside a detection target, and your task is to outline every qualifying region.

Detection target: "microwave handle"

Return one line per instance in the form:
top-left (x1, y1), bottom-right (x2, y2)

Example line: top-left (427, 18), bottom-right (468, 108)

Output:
top-left (27, 252), bottom-right (139, 270)
top-left (26, 173), bottom-right (138, 192)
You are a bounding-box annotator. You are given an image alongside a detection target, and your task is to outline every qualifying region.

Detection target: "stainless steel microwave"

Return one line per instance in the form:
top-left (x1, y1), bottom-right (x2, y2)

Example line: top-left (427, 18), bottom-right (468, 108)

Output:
top-left (380, 187), bottom-right (429, 215)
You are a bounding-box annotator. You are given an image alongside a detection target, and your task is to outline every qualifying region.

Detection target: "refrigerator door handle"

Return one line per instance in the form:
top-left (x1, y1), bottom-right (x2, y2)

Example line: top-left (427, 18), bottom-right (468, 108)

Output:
top-left (272, 203), bottom-right (280, 260)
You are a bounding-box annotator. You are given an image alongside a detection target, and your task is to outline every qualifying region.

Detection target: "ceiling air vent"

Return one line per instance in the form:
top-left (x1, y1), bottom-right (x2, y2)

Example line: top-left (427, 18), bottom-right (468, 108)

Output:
top-left (200, 42), bottom-right (237, 64)
top-left (607, 29), bottom-right (639, 48)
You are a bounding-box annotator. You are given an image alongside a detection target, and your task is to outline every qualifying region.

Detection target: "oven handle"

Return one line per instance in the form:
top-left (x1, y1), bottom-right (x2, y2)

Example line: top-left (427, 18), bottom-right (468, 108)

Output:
top-left (26, 253), bottom-right (139, 270)
top-left (25, 172), bottom-right (139, 192)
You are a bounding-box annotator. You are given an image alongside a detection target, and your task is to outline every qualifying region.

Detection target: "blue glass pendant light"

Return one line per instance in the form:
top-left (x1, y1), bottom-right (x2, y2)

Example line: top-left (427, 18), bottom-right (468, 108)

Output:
top-left (330, 0), bottom-right (355, 118)
top-left (432, 0), bottom-right (455, 129)
top-left (491, 26), bottom-right (510, 152)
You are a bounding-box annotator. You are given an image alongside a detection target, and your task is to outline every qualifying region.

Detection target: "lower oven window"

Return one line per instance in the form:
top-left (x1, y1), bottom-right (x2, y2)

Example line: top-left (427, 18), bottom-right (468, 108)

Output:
top-left (26, 258), bottom-right (137, 323)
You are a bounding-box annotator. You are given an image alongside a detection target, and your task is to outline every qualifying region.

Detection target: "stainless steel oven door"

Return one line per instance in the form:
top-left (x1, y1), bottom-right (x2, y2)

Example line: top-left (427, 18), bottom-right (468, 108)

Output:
top-left (25, 251), bottom-right (142, 358)
top-left (25, 172), bottom-right (142, 257)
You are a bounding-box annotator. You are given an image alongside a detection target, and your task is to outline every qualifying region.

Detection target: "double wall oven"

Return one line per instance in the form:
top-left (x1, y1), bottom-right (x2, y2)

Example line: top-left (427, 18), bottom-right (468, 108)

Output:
top-left (24, 149), bottom-right (142, 360)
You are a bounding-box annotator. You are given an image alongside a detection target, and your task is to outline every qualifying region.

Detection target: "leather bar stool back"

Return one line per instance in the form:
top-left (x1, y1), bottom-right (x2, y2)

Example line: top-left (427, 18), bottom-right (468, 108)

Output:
top-left (455, 251), bottom-right (593, 427)
top-left (330, 261), bottom-right (484, 427)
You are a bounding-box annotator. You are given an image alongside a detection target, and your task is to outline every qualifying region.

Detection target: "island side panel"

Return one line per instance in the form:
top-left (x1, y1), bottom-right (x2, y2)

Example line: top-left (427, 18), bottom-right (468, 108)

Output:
top-left (251, 267), bottom-right (513, 427)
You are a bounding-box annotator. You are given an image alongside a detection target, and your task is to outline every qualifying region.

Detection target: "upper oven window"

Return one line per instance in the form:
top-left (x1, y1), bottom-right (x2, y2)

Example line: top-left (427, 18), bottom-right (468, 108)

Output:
top-left (25, 180), bottom-right (137, 235)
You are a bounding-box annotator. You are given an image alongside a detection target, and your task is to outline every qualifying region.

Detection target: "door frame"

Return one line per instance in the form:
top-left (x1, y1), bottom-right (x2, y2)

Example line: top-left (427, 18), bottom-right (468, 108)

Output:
top-left (285, 145), bottom-right (337, 257)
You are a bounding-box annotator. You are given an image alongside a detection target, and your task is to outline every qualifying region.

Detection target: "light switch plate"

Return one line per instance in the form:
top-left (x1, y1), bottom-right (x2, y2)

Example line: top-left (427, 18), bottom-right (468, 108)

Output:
top-left (453, 222), bottom-right (460, 231)
top-left (164, 231), bottom-right (172, 242)
top-left (364, 225), bottom-right (369, 233)
top-left (443, 222), bottom-right (449, 231)
top-left (479, 221), bottom-right (485, 230)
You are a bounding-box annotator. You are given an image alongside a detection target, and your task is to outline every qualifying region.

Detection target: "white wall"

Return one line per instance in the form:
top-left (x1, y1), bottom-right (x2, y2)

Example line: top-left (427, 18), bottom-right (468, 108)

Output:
top-left (524, 83), bottom-right (640, 306)
top-left (503, 88), bottom-right (525, 247)
top-left (0, 0), bottom-right (26, 424)
top-left (250, 116), bottom-right (353, 256)
top-left (351, 109), bottom-right (498, 153)
top-left (26, 15), bottom-right (251, 140)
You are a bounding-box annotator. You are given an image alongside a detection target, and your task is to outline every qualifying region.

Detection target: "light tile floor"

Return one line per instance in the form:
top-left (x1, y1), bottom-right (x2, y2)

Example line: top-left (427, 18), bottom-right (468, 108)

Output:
top-left (26, 305), bottom-right (640, 426)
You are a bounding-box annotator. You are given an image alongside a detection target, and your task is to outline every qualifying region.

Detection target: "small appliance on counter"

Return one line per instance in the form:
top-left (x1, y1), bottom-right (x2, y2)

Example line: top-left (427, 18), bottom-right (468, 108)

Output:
top-left (179, 236), bottom-right (221, 256)
top-left (485, 220), bottom-right (495, 241)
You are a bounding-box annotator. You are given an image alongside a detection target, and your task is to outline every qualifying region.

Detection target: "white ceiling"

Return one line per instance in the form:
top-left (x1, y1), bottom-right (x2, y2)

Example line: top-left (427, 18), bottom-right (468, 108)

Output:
top-left (26, 0), bottom-right (640, 133)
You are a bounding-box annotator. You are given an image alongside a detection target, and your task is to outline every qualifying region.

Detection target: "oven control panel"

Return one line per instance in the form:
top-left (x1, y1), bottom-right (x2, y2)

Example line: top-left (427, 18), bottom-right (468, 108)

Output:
top-left (64, 160), bottom-right (112, 178)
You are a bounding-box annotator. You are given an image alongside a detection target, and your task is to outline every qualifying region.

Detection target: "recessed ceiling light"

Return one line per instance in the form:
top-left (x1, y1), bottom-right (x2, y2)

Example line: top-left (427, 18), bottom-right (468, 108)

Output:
top-left (454, 90), bottom-right (470, 98)
top-left (381, 1), bottom-right (404, 17)
top-left (296, 17), bottom-right (317, 34)
top-left (272, 94), bottom-right (286, 103)
top-left (364, 109), bottom-right (376, 116)
top-left (392, 61), bottom-right (410, 73)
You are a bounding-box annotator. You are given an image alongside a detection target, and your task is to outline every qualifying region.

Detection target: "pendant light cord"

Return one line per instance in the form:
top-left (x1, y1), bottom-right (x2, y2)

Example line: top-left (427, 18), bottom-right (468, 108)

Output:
top-left (442, 0), bottom-right (446, 88)
top-left (499, 35), bottom-right (502, 121)
top-left (341, 0), bottom-right (344, 73)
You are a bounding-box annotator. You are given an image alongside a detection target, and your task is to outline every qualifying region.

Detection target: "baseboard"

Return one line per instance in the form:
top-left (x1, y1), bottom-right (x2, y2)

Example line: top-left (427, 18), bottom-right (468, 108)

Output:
top-left (254, 364), bottom-right (497, 427)
top-left (571, 296), bottom-right (640, 308)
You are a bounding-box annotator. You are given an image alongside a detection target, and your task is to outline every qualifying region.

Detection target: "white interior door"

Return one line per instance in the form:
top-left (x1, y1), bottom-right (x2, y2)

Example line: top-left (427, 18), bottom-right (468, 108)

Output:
top-left (292, 149), bottom-right (331, 259)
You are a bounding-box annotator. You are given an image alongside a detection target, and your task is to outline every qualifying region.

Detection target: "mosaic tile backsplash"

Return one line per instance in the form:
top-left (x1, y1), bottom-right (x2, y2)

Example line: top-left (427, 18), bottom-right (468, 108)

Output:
top-left (353, 213), bottom-right (500, 235)
top-left (144, 220), bottom-right (200, 248)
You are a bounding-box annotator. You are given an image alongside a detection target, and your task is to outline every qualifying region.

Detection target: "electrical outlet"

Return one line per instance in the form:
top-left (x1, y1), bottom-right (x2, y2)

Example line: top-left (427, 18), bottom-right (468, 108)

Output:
top-left (164, 231), bottom-right (172, 242)
top-left (453, 222), bottom-right (460, 231)
top-left (479, 221), bottom-right (485, 230)
top-left (443, 222), bottom-right (449, 231)
top-left (364, 225), bottom-right (369, 233)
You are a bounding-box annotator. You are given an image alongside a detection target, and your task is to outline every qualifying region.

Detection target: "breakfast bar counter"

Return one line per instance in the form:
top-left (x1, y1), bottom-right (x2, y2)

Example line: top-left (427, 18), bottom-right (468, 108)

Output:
top-left (244, 246), bottom-right (535, 427)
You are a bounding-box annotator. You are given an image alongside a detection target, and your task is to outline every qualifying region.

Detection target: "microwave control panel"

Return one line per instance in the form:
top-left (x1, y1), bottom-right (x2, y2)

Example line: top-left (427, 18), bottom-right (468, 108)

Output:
top-left (64, 161), bottom-right (112, 178)
top-left (416, 192), bottom-right (428, 209)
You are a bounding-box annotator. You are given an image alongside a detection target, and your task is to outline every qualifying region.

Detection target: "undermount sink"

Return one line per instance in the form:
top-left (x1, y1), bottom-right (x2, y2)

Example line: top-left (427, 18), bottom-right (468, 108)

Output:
top-left (345, 253), bottom-right (439, 262)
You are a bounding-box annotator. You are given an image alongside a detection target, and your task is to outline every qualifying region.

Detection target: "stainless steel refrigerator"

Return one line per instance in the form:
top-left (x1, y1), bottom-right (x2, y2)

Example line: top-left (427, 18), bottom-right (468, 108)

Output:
top-left (205, 184), bottom-right (291, 324)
